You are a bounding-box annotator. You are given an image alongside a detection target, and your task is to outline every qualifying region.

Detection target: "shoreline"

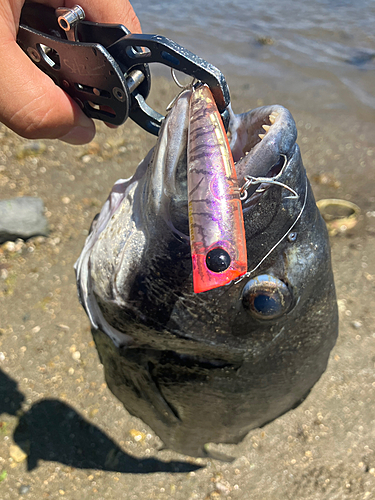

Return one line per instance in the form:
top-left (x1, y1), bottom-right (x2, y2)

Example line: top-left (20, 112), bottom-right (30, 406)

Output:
top-left (0, 75), bottom-right (374, 499)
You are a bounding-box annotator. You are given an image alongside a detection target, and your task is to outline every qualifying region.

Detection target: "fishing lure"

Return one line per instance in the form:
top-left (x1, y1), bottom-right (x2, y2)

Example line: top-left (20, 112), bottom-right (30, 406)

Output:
top-left (187, 84), bottom-right (247, 293)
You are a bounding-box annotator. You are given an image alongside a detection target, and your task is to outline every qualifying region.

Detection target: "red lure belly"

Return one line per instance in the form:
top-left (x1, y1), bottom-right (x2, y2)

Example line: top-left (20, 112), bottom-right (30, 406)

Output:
top-left (187, 84), bottom-right (247, 293)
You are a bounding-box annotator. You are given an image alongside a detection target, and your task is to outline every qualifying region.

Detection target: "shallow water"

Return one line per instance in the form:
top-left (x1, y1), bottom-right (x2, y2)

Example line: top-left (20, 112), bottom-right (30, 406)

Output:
top-left (132, 0), bottom-right (375, 118)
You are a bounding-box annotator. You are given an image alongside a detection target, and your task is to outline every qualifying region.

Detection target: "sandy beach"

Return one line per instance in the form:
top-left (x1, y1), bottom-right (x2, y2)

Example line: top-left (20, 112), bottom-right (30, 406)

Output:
top-left (0, 73), bottom-right (375, 500)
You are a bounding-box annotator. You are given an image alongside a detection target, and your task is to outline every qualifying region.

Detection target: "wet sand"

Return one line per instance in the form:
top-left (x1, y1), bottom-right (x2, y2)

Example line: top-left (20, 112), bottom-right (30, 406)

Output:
top-left (1, 76), bottom-right (375, 500)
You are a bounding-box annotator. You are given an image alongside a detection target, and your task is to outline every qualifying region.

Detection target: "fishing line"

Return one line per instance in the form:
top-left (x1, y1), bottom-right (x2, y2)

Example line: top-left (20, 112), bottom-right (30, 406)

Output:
top-left (234, 176), bottom-right (308, 285)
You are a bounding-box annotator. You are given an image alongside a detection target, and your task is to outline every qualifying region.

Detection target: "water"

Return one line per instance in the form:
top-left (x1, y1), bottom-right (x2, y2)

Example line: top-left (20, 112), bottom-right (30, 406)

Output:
top-left (132, 0), bottom-right (375, 117)
top-left (130, 0), bottom-right (375, 209)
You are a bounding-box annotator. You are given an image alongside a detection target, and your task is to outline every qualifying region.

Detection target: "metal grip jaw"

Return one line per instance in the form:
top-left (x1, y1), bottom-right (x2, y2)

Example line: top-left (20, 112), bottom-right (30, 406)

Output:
top-left (107, 34), bottom-right (231, 134)
top-left (17, 3), bottom-right (230, 136)
top-left (17, 3), bottom-right (145, 127)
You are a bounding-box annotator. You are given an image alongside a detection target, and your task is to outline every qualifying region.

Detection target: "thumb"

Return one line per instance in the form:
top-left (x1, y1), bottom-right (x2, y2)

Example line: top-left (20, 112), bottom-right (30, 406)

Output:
top-left (0, 37), bottom-right (95, 144)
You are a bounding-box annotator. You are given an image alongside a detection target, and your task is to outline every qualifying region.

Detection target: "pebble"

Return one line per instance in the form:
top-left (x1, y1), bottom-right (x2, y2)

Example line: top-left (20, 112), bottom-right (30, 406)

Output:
top-left (3, 239), bottom-right (25, 253)
top-left (19, 485), bottom-right (31, 495)
top-left (9, 444), bottom-right (27, 463)
top-left (3, 241), bottom-right (15, 252)
top-left (129, 429), bottom-right (146, 442)
top-left (257, 36), bottom-right (274, 45)
top-left (351, 320), bottom-right (362, 329)
top-left (0, 197), bottom-right (49, 243)
top-left (72, 351), bottom-right (81, 361)
top-left (86, 142), bottom-right (101, 155)
top-left (16, 141), bottom-right (46, 159)
top-left (215, 482), bottom-right (231, 494)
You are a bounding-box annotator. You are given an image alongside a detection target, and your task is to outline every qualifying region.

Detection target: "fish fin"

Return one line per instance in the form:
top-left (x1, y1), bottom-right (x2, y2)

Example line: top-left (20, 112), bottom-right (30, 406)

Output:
top-left (134, 366), bottom-right (181, 426)
top-left (203, 443), bottom-right (236, 463)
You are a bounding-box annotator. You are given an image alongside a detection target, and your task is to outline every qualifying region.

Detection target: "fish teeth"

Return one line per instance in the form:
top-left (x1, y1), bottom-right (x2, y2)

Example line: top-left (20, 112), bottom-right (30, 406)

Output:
top-left (259, 116), bottom-right (278, 139)
top-left (269, 112), bottom-right (279, 124)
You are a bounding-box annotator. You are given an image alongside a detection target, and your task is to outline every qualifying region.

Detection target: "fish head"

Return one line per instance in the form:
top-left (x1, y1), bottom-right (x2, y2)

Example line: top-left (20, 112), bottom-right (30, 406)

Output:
top-left (75, 91), bottom-right (338, 457)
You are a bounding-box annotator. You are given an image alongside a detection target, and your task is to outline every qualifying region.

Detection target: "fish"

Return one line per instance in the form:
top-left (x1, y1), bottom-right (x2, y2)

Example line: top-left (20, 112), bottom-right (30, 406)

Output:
top-left (75, 88), bottom-right (338, 459)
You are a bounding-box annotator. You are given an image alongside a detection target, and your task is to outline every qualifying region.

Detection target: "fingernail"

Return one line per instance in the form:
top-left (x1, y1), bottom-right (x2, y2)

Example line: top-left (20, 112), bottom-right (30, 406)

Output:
top-left (60, 123), bottom-right (95, 145)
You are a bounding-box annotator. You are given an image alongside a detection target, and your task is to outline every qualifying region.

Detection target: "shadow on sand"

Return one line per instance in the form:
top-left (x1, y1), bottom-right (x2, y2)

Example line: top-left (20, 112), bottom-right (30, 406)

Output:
top-left (0, 369), bottom-right (201, 474)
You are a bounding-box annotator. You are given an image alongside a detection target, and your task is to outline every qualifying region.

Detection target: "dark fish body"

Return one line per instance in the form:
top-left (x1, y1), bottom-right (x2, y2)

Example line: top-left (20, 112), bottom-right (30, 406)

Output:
top-left (75, 90), bottom-right (338, 458)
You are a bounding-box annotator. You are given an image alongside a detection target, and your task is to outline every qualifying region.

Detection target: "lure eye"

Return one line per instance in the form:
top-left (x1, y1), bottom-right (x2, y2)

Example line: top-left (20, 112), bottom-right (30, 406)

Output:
top-left (206, 248), bottom-right (231, 273)
top-left (242, 275), bottom-right (292, 319)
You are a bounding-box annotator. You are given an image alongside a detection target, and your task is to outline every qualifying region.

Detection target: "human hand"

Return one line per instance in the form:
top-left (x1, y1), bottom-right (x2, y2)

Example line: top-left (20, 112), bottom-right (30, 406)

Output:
top-left (0, 1), bottom-right (141, 144)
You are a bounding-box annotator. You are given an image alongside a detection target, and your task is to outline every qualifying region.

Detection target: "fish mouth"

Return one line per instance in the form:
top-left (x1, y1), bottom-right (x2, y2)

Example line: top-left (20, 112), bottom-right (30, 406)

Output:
top-left (228, 104), bottom-right (298, 208)
top-left (160, 97), bottom-right (298, 236)
top-left (75, 95), bottom-right (300, 350)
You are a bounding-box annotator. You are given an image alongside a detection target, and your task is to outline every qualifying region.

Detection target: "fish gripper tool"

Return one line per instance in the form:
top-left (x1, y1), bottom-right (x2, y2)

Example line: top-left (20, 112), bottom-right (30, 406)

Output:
top-left (17, 3), bottom-right (231, 136)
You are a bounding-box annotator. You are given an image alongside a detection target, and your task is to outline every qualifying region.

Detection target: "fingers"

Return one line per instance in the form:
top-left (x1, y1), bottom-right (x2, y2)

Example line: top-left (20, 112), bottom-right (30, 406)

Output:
top-left (70, 0), bottom-right (142, 33)
top-left (35, 0), bottom-right (142, 33)
top-left (0, 0), bottom-right (141, 144)
top-left (0, 38), bottom-right (96, 143)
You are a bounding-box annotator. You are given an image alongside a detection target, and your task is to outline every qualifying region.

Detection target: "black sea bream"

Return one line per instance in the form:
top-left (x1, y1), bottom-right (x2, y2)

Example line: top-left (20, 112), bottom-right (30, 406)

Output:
top-left (75, 89), bottom-right (338, 458)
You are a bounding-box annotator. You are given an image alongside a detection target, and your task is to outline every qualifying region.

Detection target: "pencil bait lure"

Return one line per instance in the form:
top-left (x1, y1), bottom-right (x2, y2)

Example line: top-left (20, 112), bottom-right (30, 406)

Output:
top-left (187, 84), bottom-right (247, 293)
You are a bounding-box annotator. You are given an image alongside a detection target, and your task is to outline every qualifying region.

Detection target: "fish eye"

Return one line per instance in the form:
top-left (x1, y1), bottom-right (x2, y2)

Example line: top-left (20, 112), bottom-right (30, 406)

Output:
top-left (206, 248), bottom-right (231, 273)
top-left (242, 275), bottom-right (292, 320)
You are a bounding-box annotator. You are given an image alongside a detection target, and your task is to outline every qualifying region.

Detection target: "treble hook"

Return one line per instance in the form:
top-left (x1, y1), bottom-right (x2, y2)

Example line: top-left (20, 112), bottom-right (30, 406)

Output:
top-left (239, 154), bottom-right (299, 201)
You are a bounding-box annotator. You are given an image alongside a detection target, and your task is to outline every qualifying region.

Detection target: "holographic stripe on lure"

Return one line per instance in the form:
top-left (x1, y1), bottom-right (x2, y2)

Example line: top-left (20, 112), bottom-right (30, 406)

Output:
top-left (188, 84), bottom-right (247, 293)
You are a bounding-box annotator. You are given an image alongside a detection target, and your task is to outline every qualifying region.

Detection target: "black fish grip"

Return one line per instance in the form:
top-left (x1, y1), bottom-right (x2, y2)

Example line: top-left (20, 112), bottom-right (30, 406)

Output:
top-left (17, 3), bottom-right (230, 135)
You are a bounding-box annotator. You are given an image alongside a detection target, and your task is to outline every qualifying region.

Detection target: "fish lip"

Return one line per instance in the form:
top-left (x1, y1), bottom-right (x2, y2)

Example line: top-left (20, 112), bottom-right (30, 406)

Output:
top-left (229, 104), bottom-right (298, 184)
top-left (145, 89), bottom-right (191, 239)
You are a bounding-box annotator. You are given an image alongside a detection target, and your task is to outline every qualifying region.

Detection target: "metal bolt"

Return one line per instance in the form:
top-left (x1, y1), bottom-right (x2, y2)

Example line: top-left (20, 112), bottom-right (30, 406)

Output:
top-left (27, 47), bottom-right (41, 63)
top-left (57, 5), bottom-right (85, 31)
top-left (113, 87), bottom-right (126, 102)
top-left (126, 70), bottom-right (145, 94)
